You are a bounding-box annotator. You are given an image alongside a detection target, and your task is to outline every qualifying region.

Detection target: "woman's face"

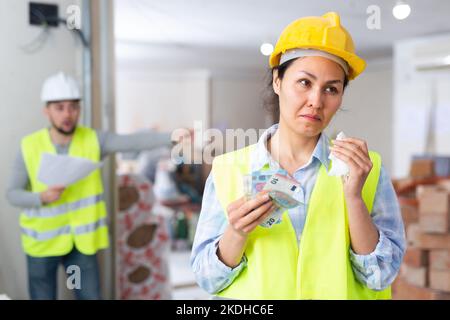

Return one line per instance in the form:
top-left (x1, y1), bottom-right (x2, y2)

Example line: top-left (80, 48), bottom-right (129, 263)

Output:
top-left (273, 56), bottom-right (346, 138)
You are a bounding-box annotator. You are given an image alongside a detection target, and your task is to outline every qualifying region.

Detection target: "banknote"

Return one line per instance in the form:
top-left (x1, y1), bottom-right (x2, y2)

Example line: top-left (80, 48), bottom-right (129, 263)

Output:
top-left (242, 172), bottom-right (272, 199)
top-left (263, 173), bottom-right (302, 209)
top-left (243, 171), bottom-right (302, 228)
top-left (259, 205), bottom-right (285, 228)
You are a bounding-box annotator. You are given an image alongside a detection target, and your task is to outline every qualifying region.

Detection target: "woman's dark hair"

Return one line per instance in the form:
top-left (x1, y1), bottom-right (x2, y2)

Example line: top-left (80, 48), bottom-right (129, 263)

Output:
top-left (263, 58), bottom-right (349, 124)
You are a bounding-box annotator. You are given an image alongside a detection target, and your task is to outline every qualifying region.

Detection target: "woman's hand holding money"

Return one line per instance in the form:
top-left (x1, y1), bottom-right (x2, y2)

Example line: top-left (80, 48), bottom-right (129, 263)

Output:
top-left (217, 191), bottom-right (275, 268)
top-left (227, 191), bottom-right (276, 235)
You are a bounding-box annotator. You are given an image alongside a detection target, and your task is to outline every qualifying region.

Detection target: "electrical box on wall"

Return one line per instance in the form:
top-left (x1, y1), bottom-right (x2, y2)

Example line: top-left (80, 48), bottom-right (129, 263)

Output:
top-left (29, 2), bottom-right (59, 27)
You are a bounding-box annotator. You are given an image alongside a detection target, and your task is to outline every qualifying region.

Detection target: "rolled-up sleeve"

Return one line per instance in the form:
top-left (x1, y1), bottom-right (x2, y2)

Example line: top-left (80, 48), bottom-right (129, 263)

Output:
top-left (190, 174), bottom-right (247, 294)
top-left (349, 165), bottom-right (406, 291)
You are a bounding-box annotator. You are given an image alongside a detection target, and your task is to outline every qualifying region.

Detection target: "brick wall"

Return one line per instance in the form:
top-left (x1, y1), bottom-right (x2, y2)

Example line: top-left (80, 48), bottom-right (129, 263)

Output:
top-left (392, 176), bottom-right (450, 300)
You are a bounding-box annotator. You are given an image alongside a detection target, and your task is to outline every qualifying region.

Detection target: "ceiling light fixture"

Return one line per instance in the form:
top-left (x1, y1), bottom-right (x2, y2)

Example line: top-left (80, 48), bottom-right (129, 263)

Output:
top-left (260, 43), bottom-right (274, 56)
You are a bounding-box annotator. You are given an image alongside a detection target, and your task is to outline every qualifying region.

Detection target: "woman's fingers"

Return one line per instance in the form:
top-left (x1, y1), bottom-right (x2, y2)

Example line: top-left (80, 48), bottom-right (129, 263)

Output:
top-left (331, 141), bottom-right (372, 172)
top-left (227, 191), bottom-right (269, 215)
top-left (235, 201), bottom-right (275, 232)
top-left (331, 148), bottom-right (361, 170)
top-left (228, 191), bottom-right (272, 230)
top-left (237, 192), bottom-right (271, 216)
top-left (331, 145), bottom-right (371, 172)
top-left (342, 137), bottom-right (369, 153)
top-left (241, 204), bottom-right (278, 233)
top-left (227, 196), bottom-right (246, 212)
top-left (332, 140), bottom-right (368, 164)
top-left (331, 148), bottom-right (372, 177)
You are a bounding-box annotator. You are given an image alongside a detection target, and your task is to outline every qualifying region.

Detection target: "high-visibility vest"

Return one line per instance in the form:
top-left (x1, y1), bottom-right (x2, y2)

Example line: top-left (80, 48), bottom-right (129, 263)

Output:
top-left (211, 144), bottom-right (391, 299)
top-left (20, 126), bottom-right (109, 257)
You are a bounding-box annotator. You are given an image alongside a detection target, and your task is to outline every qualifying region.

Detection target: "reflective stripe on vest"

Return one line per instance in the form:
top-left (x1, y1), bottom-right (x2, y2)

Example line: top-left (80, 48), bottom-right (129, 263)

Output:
top-left (21, 225), bottom-right (71, 241)
top-left (23, 194), bottom-right (104, 218)
top-left (211, 143), bottom-right (391, 300)
top-left (20, 126), bottom-right (109, 257)
top-left (21, 217), bottom-right (107, 240)
top-left (74, 217), bottom-right (107, 235)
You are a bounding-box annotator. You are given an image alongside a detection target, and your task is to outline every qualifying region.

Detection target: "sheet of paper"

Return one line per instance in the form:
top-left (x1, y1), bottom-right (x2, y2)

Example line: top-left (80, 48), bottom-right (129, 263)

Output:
top-left (37, 153), bottom-right (103, 187)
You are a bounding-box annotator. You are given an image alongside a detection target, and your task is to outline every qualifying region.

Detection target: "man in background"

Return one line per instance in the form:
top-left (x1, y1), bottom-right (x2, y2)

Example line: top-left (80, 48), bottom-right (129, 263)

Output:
top-left (6, 71), bottom-right (173, 300)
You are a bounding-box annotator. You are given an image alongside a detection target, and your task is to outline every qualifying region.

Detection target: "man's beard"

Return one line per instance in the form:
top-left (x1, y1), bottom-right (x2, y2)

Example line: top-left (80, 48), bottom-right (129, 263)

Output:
top-left (52, 123), bottom-right (77, 136)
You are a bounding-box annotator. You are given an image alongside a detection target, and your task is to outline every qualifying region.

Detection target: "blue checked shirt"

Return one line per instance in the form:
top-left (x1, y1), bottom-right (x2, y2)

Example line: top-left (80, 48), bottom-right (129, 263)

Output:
top-left (190, 124), bottom-right (406, 294)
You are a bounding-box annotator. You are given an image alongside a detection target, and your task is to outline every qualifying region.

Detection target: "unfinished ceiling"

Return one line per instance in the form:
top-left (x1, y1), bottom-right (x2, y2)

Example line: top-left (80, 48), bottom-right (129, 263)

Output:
top-left (114, 0), bottom-right (450, 66)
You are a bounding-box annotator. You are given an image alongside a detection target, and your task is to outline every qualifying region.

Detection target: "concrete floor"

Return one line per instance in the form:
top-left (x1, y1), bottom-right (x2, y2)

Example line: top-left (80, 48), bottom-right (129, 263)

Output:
top-left (168, 250), bottom-right (210, 300)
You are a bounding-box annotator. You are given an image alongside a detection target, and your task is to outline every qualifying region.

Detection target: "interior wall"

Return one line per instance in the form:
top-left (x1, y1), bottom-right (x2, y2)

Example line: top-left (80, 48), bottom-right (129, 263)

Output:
top-left (115, 40), bottom-right (270, 139)
top-left (211, 71), bottom-right (270, 131)
top-left (0, 0), bottom-right (83, 299)
top-left (117, 60), bottom-right (270, 134)
top-left (393, 33), bottom-right (450, 178)
top-left (115, 68), bottom-right (210, 134)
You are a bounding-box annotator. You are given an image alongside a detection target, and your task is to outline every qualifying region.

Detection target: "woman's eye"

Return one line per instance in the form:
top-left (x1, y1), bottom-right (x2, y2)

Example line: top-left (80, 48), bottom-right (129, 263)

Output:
top-left (298, 79), bottom-right (310, 87)
top-left (325, 86), bottom-right (339, 94)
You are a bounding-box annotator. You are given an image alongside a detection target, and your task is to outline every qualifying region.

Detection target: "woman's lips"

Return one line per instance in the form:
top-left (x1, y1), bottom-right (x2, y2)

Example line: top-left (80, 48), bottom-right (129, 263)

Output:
top-left (299, 114), bottom-right (321, 121)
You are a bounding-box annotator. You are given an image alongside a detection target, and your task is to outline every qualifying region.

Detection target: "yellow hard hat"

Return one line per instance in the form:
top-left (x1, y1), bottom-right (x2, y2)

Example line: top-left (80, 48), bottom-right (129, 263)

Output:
top-left (269, 12), bottom-right (366, 80)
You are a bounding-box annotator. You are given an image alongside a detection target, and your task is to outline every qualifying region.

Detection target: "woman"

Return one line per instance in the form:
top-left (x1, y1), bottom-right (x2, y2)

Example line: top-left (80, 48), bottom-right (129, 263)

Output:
top-left (190, 12), bottom-right (405, 300)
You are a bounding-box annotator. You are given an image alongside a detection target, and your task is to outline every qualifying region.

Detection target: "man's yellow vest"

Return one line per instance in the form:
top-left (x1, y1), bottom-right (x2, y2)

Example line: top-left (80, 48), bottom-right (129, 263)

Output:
top-left (211, 144), bottom-right (391, 300)
top-left (20, 126), bottom-right (109, 257)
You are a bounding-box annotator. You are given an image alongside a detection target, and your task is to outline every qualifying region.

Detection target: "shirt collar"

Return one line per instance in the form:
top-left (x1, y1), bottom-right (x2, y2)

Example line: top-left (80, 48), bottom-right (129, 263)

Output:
top-left (250, 123), bottom-right (331, 173)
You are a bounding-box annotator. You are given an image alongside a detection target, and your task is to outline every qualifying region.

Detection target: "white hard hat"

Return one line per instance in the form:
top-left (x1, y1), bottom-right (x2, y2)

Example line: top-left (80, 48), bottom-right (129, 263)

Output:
top-left (41, 72), bottom-right (81, 103)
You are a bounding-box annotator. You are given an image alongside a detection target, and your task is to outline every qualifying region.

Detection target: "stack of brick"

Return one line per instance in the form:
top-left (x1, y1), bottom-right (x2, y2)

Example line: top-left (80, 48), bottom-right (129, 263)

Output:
top-left (117, 174), bottom-right (172, 300)
top-left (392, 177), bottom-right (450, 299)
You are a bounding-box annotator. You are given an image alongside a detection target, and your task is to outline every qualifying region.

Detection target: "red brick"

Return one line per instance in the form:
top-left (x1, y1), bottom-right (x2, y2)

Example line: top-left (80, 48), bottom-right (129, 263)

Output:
top-left (429, 270), bottom-right (450, 292)
top-left (392, 277), bottom-right (450, 300)
top-left (417, 187), bottom-right (450, 233)
top-left (407, 223), bottom-right (421, 247)
top-left (418, 187), bottom-right (450, 214)
top-left (403, 248), bottom-right (428, 268)
top-left (430, 250), bottom-right (450, 270)
top-left (418, 233), bottom-right (450, 249)
top-left (416, 185), bottom-right (441, 199)
top-left (438, 179), bottom-right (450, 193)
top-left (392, 178), bottom-right (414, 193)
top-left (400, 265), bottom-right (427, 287)
top-left (419, 214), bottom-right (450, 234)
top-left (400, 204), bottom-right (419, 228)
top-left (410, 159), bottom-right (435, 178)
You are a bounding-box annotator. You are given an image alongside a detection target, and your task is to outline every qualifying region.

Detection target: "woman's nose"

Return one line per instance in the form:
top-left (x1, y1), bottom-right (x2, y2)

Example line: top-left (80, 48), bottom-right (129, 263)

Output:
top-left (307, 88), bottom-right (323, 109)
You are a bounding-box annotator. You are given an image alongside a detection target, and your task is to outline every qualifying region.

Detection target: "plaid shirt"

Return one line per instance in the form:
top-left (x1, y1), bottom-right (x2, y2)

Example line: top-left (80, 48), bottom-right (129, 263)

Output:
top-left (190, 124), bottom-right (405, 294)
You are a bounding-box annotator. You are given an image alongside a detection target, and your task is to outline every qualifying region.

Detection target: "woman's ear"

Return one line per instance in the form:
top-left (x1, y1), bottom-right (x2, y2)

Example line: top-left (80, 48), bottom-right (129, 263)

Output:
top-left (272, 69), bottom-right (281, 95)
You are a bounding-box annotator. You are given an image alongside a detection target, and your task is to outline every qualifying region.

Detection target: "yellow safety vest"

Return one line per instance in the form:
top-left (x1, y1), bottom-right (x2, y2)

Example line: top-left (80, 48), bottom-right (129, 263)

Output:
top-left (211, 144), bottom-right (391, 299)
top-left (20, 126), bottom-right (109, 257)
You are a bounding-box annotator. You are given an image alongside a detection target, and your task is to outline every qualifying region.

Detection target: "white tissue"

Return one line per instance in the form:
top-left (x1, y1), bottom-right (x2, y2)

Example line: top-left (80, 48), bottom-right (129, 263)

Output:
top-left (328, 131), bottom-right (349, 176)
